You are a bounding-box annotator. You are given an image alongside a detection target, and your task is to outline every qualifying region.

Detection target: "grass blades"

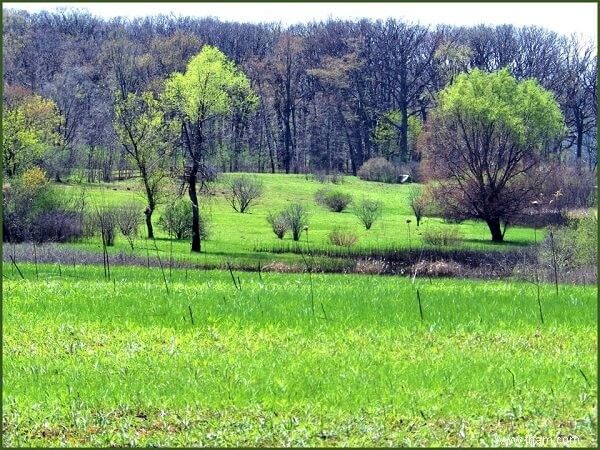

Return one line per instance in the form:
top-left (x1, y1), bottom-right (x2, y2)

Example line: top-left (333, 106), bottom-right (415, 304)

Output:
top-left (3, 263), bottom-right (596, 447)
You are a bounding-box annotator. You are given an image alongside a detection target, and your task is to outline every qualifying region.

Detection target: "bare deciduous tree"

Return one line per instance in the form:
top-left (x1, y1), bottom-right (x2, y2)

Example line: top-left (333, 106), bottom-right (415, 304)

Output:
top-left (225, 175), bottom-right (264, 213)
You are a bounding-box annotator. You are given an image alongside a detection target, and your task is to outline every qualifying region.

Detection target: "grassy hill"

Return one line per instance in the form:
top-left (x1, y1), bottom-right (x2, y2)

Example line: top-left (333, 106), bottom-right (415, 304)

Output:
top-left (53, 173), bottom-right (541, 270)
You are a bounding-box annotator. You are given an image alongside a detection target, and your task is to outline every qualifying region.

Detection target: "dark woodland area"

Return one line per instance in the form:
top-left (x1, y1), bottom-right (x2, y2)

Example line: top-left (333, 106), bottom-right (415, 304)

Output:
top-left (3, 8), bottom-right (597, 180)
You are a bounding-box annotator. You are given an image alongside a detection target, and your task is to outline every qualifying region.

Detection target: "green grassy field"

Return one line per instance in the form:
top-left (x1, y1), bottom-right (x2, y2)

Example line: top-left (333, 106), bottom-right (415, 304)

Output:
top-left (3, 263), bottom-right (596, 447)
top-left (56, 173), bottom-right (542, 269)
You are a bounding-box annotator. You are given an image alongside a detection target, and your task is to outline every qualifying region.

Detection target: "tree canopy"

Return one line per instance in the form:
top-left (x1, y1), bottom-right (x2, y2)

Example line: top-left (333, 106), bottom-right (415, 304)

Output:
top-left (164, 45), bottom-right (259, 128)
top-left (3, 93), bottom-right (63, 177)
top-left (423, 68), bottom-right (566, 242)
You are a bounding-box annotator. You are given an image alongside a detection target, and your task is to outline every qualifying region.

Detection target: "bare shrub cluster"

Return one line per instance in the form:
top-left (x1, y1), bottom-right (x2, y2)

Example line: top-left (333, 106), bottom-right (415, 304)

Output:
top-left (421, 228), bottom-right (464, 246)
top-left (266, 203), bottom-right (309, 241)
top-left (328, 228), bottom-right (358, 247)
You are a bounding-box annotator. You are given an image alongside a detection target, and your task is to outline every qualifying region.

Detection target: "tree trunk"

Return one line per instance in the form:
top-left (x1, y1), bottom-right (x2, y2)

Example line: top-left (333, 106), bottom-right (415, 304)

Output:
top-left (398, 63), bottom-right (409, 162)
top-left (188, 165), bottom-right (201, 253)
top-left (283, 108), bottom-right (292, 174)
top-left (144, 208), bottom-right (154, 239)
top-left (262, 111), bottom-right (276, 173)
top-left (486, 217), bottom-right (504, 242)
top-left (400, 106), bottom-right (409, 162)
top-left (576, 120), bottom-right (583, 159)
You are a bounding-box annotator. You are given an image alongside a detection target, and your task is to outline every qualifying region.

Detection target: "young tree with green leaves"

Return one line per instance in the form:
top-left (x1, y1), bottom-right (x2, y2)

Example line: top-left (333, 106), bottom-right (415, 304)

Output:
top-left (423, 68), bottom-right (566, 242)
top-left (114, 91), bottom-right (173, 239)
top-left (164, 45), bottom-right (258, 252)
top-left (3, 94), bottom-right (63, 177)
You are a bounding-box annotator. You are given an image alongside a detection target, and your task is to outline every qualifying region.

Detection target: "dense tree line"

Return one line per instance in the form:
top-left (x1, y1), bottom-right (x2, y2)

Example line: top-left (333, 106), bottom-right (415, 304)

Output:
top-left (3, 8), bottom-right (597, 181)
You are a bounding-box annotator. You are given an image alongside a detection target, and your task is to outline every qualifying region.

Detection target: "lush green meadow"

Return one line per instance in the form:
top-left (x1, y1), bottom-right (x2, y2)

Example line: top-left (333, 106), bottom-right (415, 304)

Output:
top-left (57, 173), bottom-right (540, 269)
top-left (3, 263), bottom-right (596, 446)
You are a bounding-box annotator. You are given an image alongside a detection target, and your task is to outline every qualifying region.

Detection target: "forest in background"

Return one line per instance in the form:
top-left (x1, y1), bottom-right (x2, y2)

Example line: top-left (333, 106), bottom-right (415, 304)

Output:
top-left (3, 8), bottom-right (597, 181)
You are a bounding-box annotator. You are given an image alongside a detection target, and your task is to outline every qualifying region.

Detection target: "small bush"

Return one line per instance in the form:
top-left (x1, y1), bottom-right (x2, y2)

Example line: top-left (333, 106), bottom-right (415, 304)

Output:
top-left (20, 166), bottom-right (49, 190)
top-left (281, 203), bottom-right (309, 241)
top-left (328, 228), bottom-right (358, 247)
top-left (116, 203), bottom-right (143, 250)
top-left (540, 214), bottom-right (598, 272)
top-left (329, 171), bottom-right (343, 184)
top-left (225, 175), bottom-right (264, 213)
top-left (357, 157), bottom-right (399, 183)
top-left (408, 185), bottom-right (428, 226)
top-left (3, 168), bottom-right (84, 243)
top-left (315, 188), bottom-right (353, 212)
top-left (573, 213), bottom-right (598, 267)
top-left (312, 170), bottom-right (343, 184)
top-left (422, 227), bottom-right (464, 246)
top-left (159, 200), bottom-right (209, 241)
top-left (353, 199), bottom-right (383, 230)
top-left (266, 211), bottom-right (289, 239)
top-left (88, 207), bottom-right (118, 246)
top-left (312, 170), bottom-right (327, 183)
top-left (31, 210), bottom-right (84, 243)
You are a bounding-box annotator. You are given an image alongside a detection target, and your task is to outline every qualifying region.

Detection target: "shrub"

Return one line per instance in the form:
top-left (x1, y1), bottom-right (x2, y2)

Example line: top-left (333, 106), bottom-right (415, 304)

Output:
top-left (315, 188), bottom-right (353, 212)
top-left (31, 210), bottom-right (84, 243)
top-left (266, 211), bottom-right (289, 239)
top-left (116, 203), bottom-right (143, 250)
top-left (328, 228), bottom-right (358, 247)
top-left (90, 207), bottom-right (118, 246)
top-left (357, 157), bottom-right (399, 183)
top-left (572, 213), bottom-right (598, 267)
top-left (353, 199), bottom-right (383, 230)
top-left (2, 167), bottom-right (84, 243)
top-left (158, 199), bottom-right (210, 241)
top-left (422, 227), bottom-right (464, 246)
top-left (312, 170), bottom-right (327, 183)
top-left (407, 185), bottom-right (428, 226)
top-left (540, 213), bottom-right (598, 272)
top-left (20, 166), bottom-right (48, 190)
top-left (329, 171), bottom-right (343, 184)
top-left (225, 175), bottom-right (263, 213)
top-left (312, 170), bottom-right (343, 184)
top-left (281, 203), bottom-right (309, 241)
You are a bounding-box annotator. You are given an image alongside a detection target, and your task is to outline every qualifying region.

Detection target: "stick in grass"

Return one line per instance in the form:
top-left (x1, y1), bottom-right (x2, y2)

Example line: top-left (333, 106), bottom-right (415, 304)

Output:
top-left (9, 255), bottom-right (24, 279)
top-left (188, 305), bottom-right (195, 325)
top-left (416, 289), bottom-right (423, 321)
top-left (506, 368), bottom-right (516, 389)
top-left (227, 263), bottom-right (240, 290)
top-left (320, 302), bottom-right (329, 321)
top-left (153, 238), bottom-right (169, 295)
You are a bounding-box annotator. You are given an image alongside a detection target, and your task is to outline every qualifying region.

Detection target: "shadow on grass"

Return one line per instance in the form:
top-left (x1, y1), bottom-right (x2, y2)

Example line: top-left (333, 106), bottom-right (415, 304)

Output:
top-left (461, 238), bottom-right (532, 248)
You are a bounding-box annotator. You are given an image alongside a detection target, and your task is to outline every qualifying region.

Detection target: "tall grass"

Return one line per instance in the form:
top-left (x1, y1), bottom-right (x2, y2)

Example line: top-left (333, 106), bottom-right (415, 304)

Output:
top-left (3, 263), bottom-right (596, 446)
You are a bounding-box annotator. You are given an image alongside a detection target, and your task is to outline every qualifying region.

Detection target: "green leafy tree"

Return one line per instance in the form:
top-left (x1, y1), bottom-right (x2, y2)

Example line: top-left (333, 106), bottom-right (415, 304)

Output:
top-left (423, 68), bottom-right (566, 242)
top-left (164, 45), bottom-right (259, 252)
top-left (114, 91), bottom-right (173, 238)
top-left (3, 94), bottom-right (63, 177)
